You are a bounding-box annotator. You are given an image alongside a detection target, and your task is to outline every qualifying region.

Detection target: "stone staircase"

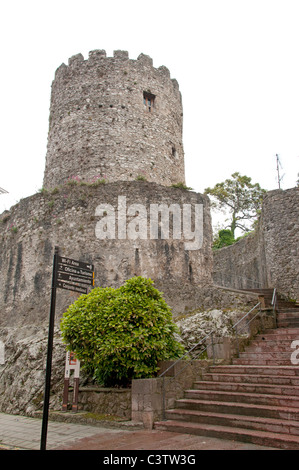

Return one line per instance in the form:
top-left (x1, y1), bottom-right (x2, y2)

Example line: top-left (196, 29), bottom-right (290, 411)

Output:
top-left (155, 294), bottom-right (299, 449)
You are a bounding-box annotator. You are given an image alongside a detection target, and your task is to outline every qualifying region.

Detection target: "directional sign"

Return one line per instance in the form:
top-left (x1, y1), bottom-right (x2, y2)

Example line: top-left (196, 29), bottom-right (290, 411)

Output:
top-left (56, 280), bottom-right (88, 294)
top-left (55, 255), bottom-right (94, 293)
top-left (57, 271), bottom-right (94, 286)
top-left (58, 255), bottom-right (94, 272)
top-left (58, 263), bottom-right (94, 279)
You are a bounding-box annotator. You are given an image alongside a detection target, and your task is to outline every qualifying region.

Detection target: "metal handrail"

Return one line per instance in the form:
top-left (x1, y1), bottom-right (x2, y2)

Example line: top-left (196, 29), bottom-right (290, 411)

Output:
top-left (216, 275), bottom-right (264, 289)
top-left (159, 300), bottom-right (268, 419)
top-left (160, 302), bottom-right (262, 378)
top-left (271, 287), bottom-right (277, 306)
top-left (271, 288), bottom-right (278, 328)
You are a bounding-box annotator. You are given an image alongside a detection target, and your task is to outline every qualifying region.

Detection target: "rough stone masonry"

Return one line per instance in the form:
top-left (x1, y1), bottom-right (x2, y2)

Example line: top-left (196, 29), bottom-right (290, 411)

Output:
top-left (0, 49), bottom-right (298, 417)
top-left (43, 50), bottom-right (185, 189)
top-left (213, 187), bottom-right (299, 300)
top-left (0, 49), bottom-right (216, 415)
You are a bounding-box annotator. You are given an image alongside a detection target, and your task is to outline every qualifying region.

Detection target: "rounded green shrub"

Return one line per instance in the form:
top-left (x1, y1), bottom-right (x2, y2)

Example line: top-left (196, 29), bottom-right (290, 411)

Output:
top-left (60, 276), bottom-right (184, 386)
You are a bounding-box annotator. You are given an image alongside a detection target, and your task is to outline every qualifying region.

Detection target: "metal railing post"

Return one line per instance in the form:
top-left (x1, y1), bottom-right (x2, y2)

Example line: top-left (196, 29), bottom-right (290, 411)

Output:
top-left (235, 325), bottom-right (240, 357)
top-left (260, 303), bottom-right (265, 332)
top-left (162, 376), bottom-right (166, 420)
top-left (271, 288), bottom-right (278, 329)
top-left (211, 333), bottom-right (215, 365)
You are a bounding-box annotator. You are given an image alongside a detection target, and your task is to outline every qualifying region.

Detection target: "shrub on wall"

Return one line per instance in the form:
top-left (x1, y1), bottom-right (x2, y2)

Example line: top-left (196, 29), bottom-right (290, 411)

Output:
top-left (60, 276), bottom-right (184, 386)
top-left (213, 229), bottom-right (235, 249)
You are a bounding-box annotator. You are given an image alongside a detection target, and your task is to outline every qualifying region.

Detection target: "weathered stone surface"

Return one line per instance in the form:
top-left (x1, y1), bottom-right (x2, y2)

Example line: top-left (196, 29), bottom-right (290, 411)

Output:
top-left (1, 48), bottom-right (297, 421)
top-left (77, 387), bottom-right (131, 419)
top-left (0, 325), bottom-right (65, 415)
top-left (213, 187), bottom-right (299, 300)
top-left (43, 50), bottom-right (185, 189)
top-left (0, 181), bottom-right (213, 328)
top-left (131, 360), bottom-right (208, 426)
top-left (0, 49), bottom-right (215, 417)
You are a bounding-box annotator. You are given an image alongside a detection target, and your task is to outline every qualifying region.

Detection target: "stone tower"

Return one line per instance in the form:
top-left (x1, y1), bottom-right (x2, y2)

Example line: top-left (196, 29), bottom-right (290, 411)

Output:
top-left (43, 50), bottom-right (185, 189)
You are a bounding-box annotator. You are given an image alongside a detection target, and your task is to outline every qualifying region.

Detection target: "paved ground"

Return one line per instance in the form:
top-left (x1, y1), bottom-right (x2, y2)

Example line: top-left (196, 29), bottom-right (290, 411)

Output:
top-left (0, 412), bottom-right (275, 451)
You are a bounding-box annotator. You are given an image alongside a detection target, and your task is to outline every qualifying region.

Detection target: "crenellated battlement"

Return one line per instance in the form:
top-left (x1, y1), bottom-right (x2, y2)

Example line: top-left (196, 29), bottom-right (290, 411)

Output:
top-left (55, 50), bottom-right (175, 87)
top-left (44, 49), bottom-right (185, 189)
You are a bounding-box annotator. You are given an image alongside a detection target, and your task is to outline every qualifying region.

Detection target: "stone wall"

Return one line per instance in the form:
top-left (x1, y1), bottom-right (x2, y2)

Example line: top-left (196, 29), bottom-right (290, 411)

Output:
top-left (213, 224), bottom-right (267, 290)
top-left (0, 180), bottom-right (213, 328)
top-left (43, 50), bottom-right (185, 189)
top-left (131, 360), bottom-right (207, 428)
top-left (262, 188), bottom-right (299, 299)
top-left (213, 187), bottom-right (299, 299)
top-left (1, 178), bottom-right (261, 417)
top-left (77, 386), bottom-right (131, 419)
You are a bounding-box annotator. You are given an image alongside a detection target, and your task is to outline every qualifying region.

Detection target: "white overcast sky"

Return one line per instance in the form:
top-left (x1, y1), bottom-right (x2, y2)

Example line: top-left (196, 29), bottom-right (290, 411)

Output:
top-left (0, 0), bottom-right (298, 226)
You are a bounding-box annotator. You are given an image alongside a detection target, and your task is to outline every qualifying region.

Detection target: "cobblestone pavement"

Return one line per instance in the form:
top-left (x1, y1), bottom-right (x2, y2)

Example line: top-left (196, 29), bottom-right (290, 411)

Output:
top-left (0, 412), bottom-right (275, 451)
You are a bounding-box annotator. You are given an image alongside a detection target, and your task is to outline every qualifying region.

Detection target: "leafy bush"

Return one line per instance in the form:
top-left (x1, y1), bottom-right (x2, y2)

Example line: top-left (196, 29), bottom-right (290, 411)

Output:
top-left (60, 277), bottom-right (184, 386)
top-left (213, 229), bottom-right (235, 249)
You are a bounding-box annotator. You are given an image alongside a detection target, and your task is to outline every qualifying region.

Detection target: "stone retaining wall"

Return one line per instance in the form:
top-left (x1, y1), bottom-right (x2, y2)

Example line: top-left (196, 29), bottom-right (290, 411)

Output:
top-left (213, 187), bottom-right (299, 299)
top-left (77, 386), bottom-right (131, 419)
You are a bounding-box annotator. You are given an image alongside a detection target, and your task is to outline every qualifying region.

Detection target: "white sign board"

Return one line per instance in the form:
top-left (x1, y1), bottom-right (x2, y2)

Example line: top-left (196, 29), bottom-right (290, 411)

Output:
top-left (64, 351), bottom-right (80, 378)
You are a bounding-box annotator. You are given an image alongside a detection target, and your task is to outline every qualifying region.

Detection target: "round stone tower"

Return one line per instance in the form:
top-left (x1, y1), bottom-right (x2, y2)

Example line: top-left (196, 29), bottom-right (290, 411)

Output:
top-left (43, 50), bottom-right (185, 189)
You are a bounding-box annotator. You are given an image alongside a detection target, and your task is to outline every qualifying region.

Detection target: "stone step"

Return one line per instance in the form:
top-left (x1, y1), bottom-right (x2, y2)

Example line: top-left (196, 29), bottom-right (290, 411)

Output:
top-left (164, 408), bottom-right (299, 437)
top-left (278, 311), bottom-right (299, 317)
top-left (232, 358), bottom-right (295, 366)
top-left (247, 341), bottom-right (296, 351)
top-left (256, 328), bottom-right (299, 337)
top-left (156, 319), bottom-right (299, 449)
top-left (236, 355), bottom-right (295, 365)
top-left (208, 365), bottom-right (299, 376)
top-left (154, 419), bottom-right (299, 450)
top-left (248, 343), bottom-right (299, 351)
top-left (238, 352), bottom-right (293, 359)
top-left (176, 398), bottom-right (299, 420)
top-left (259, 326), bottom-right (299, 332)
top-left (202, 372), bottom-right (299, 386)
top-left (278, 321), bottom-right (299, 325)
top-left (278, 321), bottom-right (299, 328)
top-left (184, 389), bottom-right (299, 408)
top-left (193, 380), bottom-right (299, 396)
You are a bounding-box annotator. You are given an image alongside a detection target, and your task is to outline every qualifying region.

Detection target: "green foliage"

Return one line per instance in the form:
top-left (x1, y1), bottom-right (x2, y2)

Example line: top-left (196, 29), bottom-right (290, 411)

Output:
top-left (135, 175), bottom-right (147, 181)
top-left (60, 277), bottom-right (184, 386)
top-left (171, 182), bottom-right (193, 190)
top-left (213, 229), bottom-right (235, 249)
top-left (205, 172), bottom-right (266, 237)
top-left (213, 228), bottom-right (253, 250)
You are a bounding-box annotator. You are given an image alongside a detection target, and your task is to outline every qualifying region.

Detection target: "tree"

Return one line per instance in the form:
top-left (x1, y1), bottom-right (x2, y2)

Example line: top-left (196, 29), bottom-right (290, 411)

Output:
top-left (205, 172), bottom-right (266, 238)
top-left (60, 276), bottom-right (184, 387)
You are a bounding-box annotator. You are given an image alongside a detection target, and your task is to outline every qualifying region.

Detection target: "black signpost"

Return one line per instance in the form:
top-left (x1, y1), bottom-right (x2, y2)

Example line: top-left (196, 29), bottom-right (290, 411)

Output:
top-left (40, 247), bottom-right (94, 450)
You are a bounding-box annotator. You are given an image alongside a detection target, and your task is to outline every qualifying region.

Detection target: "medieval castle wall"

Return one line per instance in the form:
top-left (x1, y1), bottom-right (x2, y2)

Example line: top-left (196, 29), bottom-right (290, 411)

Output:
top-left (0, 181), bottom-right (213, 328)
top-left (43, 50), bottom-right (185, 189)
top-left (213, 187), bottom-right (299, 300)
top-left (0, 48), bottom-right (298, 416)
top-left (0, 49), bottom-right (213, 351)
